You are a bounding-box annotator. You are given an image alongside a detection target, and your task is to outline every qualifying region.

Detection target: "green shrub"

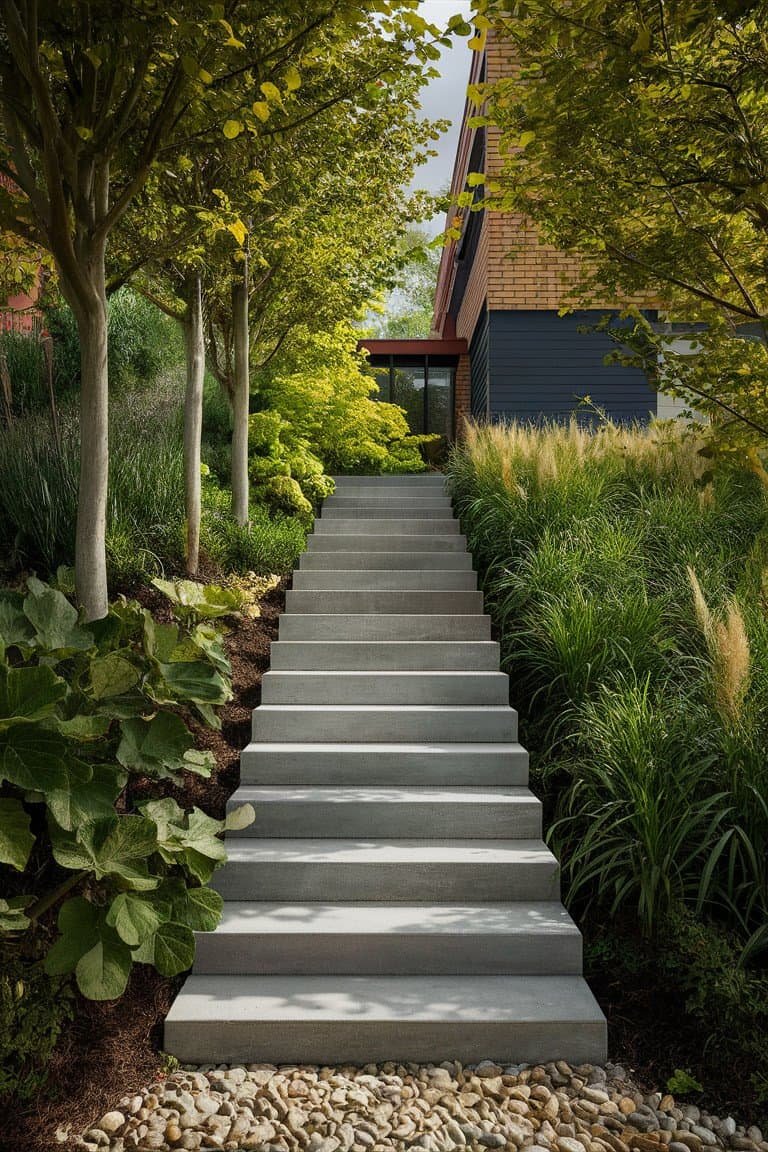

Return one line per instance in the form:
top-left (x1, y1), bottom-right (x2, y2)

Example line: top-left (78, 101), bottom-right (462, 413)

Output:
top-left (0, 575), bottom-right (249, 1006)
top-left (0, 945), bottom-right (73, 1102)
top-left (0, 385), bottom-right (185, 584)
top-left (0, 330), bottom-right (46, 414)
top-left (201, 477), bottom-right (306, 575)
top-left (43, 289), bottom-right (180, 401)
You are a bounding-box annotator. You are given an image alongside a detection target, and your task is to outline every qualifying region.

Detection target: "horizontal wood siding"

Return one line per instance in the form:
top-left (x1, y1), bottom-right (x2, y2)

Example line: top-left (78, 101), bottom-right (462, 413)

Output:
top-left (488, 310), bottom-right (657, 422)
top-left (470, 308), bottom-right (490, 419)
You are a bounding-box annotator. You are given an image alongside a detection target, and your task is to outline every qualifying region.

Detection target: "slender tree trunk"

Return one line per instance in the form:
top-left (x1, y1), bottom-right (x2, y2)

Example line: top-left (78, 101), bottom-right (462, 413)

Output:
top-left (183, 272), bottom-right (205, 576)
top-left (231, 249), bottom-right (250, 526)
top-left (73, 253), bottom-right (110, 621)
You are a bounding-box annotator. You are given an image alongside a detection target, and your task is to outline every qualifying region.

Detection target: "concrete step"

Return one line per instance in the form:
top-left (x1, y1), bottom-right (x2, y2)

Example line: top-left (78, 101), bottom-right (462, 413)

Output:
top-left (164, 974), bottom-right (607, 1065)
top-left (291, 570), bottom-right (477, 590)
top-left (322, 506), bottom-right (455, 520)
top-left (268, 641), bottom-right (500, 671)
top-left (325, 496), bottom-right (452, 508)
top-left (299, 550), bottom-right (474, 570)
top-left (239, 741), bottom-right (529, 786)
top-left (193, 901), bottom-right (582, 975)
top-left (278, 614), bottom-right (491, 640)
top-left (251, 704), bottom-right (518, 743)
top-left (213, 838), bottom-right (560, 901)
top-left (285, 590), bottom-right (484, 614)
top-left (306, 534), bottom-right (467, 552)
top-left (261, 670), bottom-right (508, 705)
top-left (313, 518), bottom-right (461, 535)
top-left (331, 475), bottom-right (446, 487)
top-left (226, 786), bottom-right (541, 839)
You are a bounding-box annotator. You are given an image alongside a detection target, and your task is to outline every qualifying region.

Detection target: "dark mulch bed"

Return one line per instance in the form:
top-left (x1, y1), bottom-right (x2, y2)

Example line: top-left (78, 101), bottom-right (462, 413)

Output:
top-left (3, 581), bottom-right (285, 1152)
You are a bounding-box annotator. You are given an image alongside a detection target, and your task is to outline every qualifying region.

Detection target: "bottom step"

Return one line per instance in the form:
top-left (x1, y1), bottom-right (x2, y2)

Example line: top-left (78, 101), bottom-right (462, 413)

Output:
top-left (164, 974), bottom-right (607, 1065)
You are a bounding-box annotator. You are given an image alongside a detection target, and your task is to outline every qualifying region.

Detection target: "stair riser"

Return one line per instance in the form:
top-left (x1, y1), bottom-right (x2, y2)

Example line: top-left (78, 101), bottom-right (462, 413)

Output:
top-left (331, 477), bottom-right (446, 488)
top-left (313, 519), bottom-right (461, 535)
top-left (214, 860), bottom-right (559, 902)
top-left (285, 591), bottom-right (484, 614)
top-left (225, 799), bottom-right (541, 840)
top-left (261, 672), bottom-right (509, 705)
top-left (193, 933), bottom-right (581, 976)
top-left (299, 552), bottom-right (474, 570)
top-left (251, 708), bottom-right (518, 743)
top-left (322, 507), bottom-right (455, 519)
top-left (306, 535), bottom-right (467, 552)
top-left (325, 497), bottom-right (452, 507)
top-left (239, 746), bottom-right (529, 786)
top-left (164, 1019), bottom-right (605, 1066)
top-left (291, 571), bottom-right (477, 590)
top-left (279, 615), bottom-right (491, 640)
top-left (268, 641), bottom-right (500, 671)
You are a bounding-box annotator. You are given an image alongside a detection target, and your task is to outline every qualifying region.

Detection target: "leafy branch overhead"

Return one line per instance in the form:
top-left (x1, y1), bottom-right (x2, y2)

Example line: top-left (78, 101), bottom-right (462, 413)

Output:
top-left (0, 577), bottom-right (252, 1000)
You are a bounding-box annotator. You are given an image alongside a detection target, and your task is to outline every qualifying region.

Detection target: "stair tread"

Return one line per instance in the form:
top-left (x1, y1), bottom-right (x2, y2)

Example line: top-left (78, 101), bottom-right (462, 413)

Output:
top-left (207, 901), bottom-right (579, 936)
top-left (228, 786), bottom-right (538, 804)
top-left (243, 741), bottom-right (526, 753)
top-left (166, 974), bottom-right (603, 1024)
top-left (220, 837), bottom-right (556, 864)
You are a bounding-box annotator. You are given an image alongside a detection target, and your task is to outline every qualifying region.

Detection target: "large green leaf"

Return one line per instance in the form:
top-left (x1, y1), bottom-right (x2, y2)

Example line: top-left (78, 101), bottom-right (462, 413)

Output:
top-left (45, 761), bottom-right (126, 832)
top-left (55, 714), bottom-right (111, 740)
top-left (142, 799), bottom-right (226, 881)
top-left (117, 712), bottom-right (212, 780)
top-left (0, 664), bottom-right (68, 731)
top-left (151, 920), bottom-right (195, 976)
top-left (0, 724), bottom-right (68, 791)
top-left (0, 798), bottom-right (34, 871)
top-left (23, 577), bottom-right (92, 652)
top-left (44, 897), bottom-right (99, 974)
top-left (106, 892), bottom-right (164, 946)
top-left (90, 652), bottom-right (140, 699)
top-left (0, 592), bottom-right (34, 648)
top-left (153, 660), bottom-right (231, 706)
top-left (51, 816), bottom-right (159, 888)
top-left (190, 623), bottom-right (231, 675)
top-left (75, 928), bottom-right (132, 1000)
top-left (185, 886), bottom-right (223, 932)
top-left (142, 612), bottom-right (180, 662)
top-left (152, 578), bottom-right (243, 621)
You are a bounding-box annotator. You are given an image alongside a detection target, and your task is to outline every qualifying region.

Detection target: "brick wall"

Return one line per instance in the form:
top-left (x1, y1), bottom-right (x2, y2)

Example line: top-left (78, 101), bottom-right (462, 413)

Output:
top-left (453, 353), bottom-right (471, 435)
top-left (482, 34), bottom-right (644, 313)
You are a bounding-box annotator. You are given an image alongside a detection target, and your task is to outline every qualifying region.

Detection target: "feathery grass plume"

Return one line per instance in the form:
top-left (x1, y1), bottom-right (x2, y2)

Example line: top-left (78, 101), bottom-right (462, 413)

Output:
top-left (688, 567), bottom-right (750, 728)
top-left (688, 566), bottom-right (713, 639)
top-left (699, 483), bottom-right (715, 509)
top-left (712, 603), bottom-right (751, 728)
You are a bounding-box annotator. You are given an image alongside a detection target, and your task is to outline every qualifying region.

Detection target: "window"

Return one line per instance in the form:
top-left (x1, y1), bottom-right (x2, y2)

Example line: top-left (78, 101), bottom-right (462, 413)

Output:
top-left (368, 356), bottom-right (455, 438)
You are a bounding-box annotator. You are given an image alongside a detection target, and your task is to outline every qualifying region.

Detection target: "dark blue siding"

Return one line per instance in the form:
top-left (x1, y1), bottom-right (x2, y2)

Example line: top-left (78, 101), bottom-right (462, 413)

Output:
top-left (469, 307), bottom-right (490, 419)
top-left (487, 310), bottom-right (656, 423)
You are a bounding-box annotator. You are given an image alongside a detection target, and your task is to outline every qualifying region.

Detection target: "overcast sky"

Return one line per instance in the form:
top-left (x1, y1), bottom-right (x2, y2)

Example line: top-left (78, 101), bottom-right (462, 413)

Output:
top-left (413, 0), bottom-right (473, 232)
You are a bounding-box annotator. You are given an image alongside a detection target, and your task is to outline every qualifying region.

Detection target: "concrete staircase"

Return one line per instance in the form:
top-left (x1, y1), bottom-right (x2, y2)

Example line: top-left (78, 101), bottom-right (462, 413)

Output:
top-left (165, 474), bottom-right (607, 1066)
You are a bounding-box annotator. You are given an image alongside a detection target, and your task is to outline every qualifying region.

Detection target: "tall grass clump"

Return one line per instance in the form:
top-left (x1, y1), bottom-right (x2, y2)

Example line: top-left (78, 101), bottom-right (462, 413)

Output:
top-left (0, 379), bottom-right (185, 584)
top-left (448, 419), bottom-right (768, 959)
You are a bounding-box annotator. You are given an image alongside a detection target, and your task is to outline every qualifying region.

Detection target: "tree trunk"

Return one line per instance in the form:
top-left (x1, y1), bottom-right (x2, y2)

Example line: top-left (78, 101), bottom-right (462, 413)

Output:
top-left (183, 273), bottom-right (205, 576)
top-left (231, 250), bottom-right (250, 526)
top-left (74, 265), bottom-right (110, 621)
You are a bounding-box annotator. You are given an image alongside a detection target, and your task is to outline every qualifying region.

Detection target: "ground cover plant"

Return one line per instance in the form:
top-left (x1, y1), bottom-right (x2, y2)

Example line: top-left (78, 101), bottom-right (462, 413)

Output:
top-left (0, 573), bottom-right (257, 1104)
top-left (448, 420), bottom-right (768, 1115)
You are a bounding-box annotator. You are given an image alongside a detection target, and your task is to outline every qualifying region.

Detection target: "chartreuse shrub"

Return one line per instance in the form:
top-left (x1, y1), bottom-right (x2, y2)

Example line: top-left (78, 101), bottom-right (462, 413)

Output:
top-left (448, 420), bottom-right (768, 957)
top-left (0, 574), bottom-right (252, 1008)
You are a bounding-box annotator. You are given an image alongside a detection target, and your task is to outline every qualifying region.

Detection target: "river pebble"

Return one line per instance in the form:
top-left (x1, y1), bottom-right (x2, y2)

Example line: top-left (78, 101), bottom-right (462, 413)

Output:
top-left (74, 1061), bottom-right (763, 1152)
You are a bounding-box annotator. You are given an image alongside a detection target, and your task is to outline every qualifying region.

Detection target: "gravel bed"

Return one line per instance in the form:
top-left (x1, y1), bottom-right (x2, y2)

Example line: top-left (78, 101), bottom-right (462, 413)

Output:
top-left (73, 1060), bottom-right (768, 1152)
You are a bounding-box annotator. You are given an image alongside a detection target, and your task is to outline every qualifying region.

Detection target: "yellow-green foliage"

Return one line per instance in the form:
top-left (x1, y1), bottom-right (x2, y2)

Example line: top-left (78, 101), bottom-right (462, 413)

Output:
top-left (261, 323), bottom-right (433, 476)
top-left (248, 410), bottom-right (333, 525)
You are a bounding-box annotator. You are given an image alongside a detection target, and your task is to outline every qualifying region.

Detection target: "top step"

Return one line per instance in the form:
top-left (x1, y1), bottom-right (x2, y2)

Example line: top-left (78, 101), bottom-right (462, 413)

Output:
top-left (332, 475), bottom-right (446, 487)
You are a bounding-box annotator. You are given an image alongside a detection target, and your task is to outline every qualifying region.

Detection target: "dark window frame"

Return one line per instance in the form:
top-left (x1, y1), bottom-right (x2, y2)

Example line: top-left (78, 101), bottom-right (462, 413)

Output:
top-left (368, 354), bottom-right (457, 438)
